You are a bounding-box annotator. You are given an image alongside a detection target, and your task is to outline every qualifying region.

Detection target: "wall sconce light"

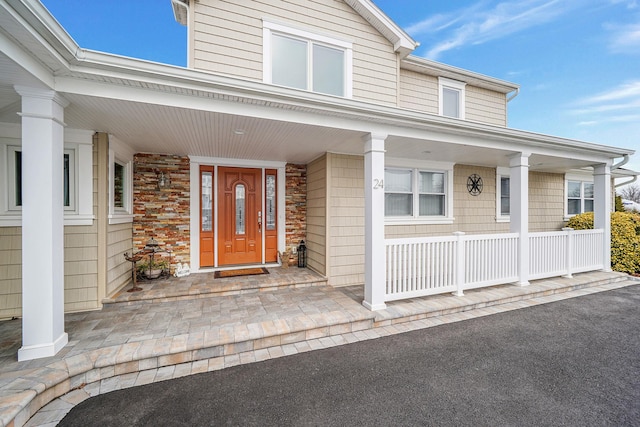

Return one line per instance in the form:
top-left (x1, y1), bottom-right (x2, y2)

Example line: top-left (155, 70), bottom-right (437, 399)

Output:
top-left (156, 170), bottom-right (170, 190)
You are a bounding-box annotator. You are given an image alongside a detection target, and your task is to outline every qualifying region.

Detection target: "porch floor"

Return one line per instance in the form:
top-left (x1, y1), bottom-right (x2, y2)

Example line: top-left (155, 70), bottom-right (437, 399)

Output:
top-left (0, 269), bottom-right (636, 427)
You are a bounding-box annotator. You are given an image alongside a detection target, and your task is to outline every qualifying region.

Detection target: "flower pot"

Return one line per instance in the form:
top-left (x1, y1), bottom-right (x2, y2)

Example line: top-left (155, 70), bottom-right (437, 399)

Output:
top-left (144, 269), bottom-right (163, 279)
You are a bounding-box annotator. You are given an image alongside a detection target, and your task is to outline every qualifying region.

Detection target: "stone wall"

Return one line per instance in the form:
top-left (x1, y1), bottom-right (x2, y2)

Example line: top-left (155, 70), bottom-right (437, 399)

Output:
top-left (133, 154), bottom-right (190, 267)
top-left (285, 164), bottom-right (307, 266)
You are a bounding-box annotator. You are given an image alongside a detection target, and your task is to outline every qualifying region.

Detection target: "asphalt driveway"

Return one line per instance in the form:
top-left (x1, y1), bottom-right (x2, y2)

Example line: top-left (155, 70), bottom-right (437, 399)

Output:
top-left (59, 284), bottom-right (640, 426)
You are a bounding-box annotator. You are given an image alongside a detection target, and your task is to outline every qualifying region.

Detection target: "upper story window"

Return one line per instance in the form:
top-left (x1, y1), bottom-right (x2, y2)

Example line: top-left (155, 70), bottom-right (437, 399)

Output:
top-left (263, 21), bottom-right (353, 98)
top-left (384, 159), bottom-right (454, 225)
top-left (439, 77), bottom-right (466, 119)
top-left (496, 167), bottom-right (510, 222)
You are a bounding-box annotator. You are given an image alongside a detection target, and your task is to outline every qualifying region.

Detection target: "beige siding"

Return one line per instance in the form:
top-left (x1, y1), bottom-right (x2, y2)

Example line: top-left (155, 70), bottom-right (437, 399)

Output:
top-left (0, 227), bottom-right (21, 319)
top-left (63, 143), bottom-right (99, 312)
top-left (64, 225), bottom-right (98, 312)
top-left (466, 86), bottom-right (507, 127)
top-left (530, 172), bottom-right (565, 232)
top-left (385, 165), bottom-right (510, 238)
top-left (107, 223), bottom-right (133, 297)
top-left (0, 143), bottom-right (100, 318)
top-left (306, 155), bottom-right (327, 275)
top-left (193, 0), bottom-right (398, 105)
top-left (326, 153), bottom-right (365, 287)
top-left (398, 69), bottom-right (508, 126)
top-left (398, 69), bottom-right (438, 114)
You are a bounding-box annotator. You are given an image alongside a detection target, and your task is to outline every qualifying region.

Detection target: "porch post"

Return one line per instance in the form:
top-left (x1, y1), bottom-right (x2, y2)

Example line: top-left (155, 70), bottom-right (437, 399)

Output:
top-left (593, 163), bottom-right (612, 272)
top-left (509, 152), bottom-right (530, 286)
top-left (363, 133), bottom-right (387, 311)
top-left (15, 86), bottom-right (69, 361)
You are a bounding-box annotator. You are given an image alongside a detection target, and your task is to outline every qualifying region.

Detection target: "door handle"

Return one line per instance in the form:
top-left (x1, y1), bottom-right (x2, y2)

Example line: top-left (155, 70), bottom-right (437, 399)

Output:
top-left (258, 211), bottom-right (262, 232)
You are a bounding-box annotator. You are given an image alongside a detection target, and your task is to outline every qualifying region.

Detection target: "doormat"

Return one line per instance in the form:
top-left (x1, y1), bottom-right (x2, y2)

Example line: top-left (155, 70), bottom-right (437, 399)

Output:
top-left (214, 267), bottom-right (269, 279)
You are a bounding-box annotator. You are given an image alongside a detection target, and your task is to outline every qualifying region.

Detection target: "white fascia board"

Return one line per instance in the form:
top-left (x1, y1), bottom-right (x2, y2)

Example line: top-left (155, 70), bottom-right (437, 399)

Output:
top-left (402, 55), bottom-right (519, 94)
top-left (343, 0), bottom-right (417, 56)
top-left (2, 0), bottom-right (78, 68)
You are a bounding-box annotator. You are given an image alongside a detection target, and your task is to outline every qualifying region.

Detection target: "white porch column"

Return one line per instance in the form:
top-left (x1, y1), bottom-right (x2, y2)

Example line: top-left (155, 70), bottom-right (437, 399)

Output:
top-left (363, 133), bottom-right (387, 311)
top-left (16, 86), bottom-right (69, 361)
top-left (593, 163), bottom-right (612, 272)
top-left (509, 152), bottom-right (530, 286)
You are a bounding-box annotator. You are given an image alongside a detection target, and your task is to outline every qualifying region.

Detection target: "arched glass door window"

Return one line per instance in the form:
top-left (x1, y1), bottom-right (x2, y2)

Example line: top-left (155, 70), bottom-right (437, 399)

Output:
top-left (236, 184), bottom-right (245, 235)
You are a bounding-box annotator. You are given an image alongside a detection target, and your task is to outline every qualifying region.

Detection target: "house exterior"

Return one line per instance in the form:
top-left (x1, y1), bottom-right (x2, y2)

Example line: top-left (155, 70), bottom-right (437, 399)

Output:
top-left (0, 0), bottom-right (636, 361)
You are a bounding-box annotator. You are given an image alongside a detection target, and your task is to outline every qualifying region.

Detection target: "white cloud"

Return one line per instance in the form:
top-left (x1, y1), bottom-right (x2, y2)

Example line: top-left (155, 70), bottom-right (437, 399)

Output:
top-left (577, 81), bottom-right (640, 104)
top-left (607, 22), bottom-right (640, 53)
top-left (407, 0), bottom-right (575, 59)
top-left (569, 80), bottom-right (640, 125)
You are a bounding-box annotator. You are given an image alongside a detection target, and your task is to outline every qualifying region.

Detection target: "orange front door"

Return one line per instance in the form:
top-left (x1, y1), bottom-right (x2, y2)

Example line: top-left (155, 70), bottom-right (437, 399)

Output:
top-left (218, 167), bottom-right (262, 265)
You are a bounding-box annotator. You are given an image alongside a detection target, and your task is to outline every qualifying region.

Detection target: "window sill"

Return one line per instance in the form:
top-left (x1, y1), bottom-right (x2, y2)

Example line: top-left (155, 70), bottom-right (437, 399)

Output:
top-left (109, 214), bottom-right (134, 225)
top-left (496, 217), bottom-right (510, 223)
top-left (0, 214), bottom-right (95, 227)
top-left (385, 217), bottom-right (455, 226)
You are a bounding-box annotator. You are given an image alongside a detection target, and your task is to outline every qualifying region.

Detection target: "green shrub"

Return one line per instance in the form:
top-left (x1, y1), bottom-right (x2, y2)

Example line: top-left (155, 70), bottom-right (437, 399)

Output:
top-left (615, 195), bottom-right (624, 212)
top-left (567, 211), bottom-right (640, 274)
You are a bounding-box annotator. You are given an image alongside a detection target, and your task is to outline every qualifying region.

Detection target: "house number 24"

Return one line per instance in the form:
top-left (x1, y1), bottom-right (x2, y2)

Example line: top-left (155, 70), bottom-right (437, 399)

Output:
top-left (373, 179), bottom-right (384, 190)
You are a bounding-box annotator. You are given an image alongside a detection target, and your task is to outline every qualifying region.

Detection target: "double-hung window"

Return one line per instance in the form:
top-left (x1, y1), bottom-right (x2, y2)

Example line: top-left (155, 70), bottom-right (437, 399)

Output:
top-left (566, 179), bottom-right (594, 216)
top-left (384, 161), bottom-right (454, 223)
top-left (264, 21), bottom-right (353, 97)
top-left (439, 77), bottom-right (466, 119)
top-left (0, 126), bottom-right (93, 226)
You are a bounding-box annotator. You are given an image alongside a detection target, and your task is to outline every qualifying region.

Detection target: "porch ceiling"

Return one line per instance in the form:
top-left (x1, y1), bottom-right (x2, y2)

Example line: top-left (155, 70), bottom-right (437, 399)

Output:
top-left (0, 82), bottom-right (614, 172)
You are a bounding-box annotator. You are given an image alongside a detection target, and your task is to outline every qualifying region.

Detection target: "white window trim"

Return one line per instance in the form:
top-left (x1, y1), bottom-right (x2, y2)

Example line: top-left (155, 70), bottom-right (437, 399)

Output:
top-left (564, 172), bottom-right (594, 220)
top-left (0, 126), bottom-right (94, 227)
top-left (384, 158), bottom-right (454, 225)
top-left (496, 167), bottom-right (510, 222)
top-left (263, 20), bottom-right (353, 98)
top-left (108, 136), bottom-right (134, 224)
top-left (439, 77), bottom-right (466, 119)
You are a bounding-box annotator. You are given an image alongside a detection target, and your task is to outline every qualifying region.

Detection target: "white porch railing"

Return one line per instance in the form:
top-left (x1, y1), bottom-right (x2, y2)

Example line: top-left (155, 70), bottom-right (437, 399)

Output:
top-left (385, 228), bottom-right (604, 302)
top-left (529, 228), bottom-right (604, 280)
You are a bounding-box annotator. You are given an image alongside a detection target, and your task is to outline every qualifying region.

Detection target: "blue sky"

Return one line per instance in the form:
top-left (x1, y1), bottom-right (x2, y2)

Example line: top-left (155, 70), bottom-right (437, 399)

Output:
top-left (41, 0), bottom-right (640, 174)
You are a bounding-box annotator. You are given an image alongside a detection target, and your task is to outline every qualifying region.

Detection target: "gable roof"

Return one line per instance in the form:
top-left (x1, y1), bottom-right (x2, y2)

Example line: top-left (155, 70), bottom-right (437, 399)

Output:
top-left (343, 0), bottom-right (418, 57)
top-left (171, 0), bottom-right (419, 58)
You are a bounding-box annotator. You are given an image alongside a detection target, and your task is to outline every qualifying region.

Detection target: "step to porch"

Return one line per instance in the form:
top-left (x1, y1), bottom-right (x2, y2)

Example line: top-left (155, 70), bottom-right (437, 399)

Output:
top-left (3, 272), bottom-right (636, 427)
top-left (369, 270), bottom-right (632, 328)
top-left (102, 267), bottom-right (328, 305)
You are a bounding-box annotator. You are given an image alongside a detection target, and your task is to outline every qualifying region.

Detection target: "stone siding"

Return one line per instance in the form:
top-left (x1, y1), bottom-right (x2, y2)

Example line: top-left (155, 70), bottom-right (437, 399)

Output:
top-left (133, 154), bottom-right (191, 267)
top-left (285, 164), bottom-right (307, 266)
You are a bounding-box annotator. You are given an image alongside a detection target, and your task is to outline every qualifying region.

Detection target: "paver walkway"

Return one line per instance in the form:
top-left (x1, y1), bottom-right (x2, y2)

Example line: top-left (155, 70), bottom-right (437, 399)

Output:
top-left (0, 269), bottom-right (635, 427)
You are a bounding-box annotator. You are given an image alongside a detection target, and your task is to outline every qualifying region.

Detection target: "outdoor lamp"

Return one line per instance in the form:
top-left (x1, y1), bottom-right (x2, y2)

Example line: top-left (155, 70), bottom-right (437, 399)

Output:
top-left (156, 170), bottom-right (170, 189)
top-left (297, 240), bottom-right (307, 268)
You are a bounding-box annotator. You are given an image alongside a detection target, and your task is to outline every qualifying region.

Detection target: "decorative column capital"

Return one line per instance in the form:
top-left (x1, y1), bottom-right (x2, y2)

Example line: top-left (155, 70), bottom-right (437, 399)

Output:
top-left (362, 132), bottom-right (388, 154)
top-left (14, 85), bottom-right (70, 108)
top-left (508, 152), bottom-right (531, 168)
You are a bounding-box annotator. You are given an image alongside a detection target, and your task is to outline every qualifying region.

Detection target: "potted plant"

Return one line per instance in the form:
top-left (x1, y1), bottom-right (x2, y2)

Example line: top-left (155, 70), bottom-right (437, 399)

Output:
top-left (137, 257), bottom-right (169, 279)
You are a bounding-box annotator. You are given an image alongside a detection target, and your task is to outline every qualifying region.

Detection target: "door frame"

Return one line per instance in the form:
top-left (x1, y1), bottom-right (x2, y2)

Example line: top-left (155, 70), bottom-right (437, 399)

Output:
top-left (189, 157), bottom-right (287, 271)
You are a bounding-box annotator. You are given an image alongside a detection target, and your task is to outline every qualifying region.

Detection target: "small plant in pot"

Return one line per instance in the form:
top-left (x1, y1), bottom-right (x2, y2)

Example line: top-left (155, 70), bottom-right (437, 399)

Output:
top-left (137, 258), bottom-right (169, 279)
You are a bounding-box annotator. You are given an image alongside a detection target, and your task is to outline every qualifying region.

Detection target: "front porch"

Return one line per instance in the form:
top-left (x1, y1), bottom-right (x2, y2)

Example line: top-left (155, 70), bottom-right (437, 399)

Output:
top-left (0, 269), bottom-right (633, 426)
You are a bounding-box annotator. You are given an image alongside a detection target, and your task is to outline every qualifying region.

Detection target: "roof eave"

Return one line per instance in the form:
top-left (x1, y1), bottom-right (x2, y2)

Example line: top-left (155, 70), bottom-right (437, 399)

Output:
top-left (344, 0), bottom-right (418, 57)
top-left (62, 50), bottom-right (633, 160)
top-left (402, 55), bottom-right (520, 94)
